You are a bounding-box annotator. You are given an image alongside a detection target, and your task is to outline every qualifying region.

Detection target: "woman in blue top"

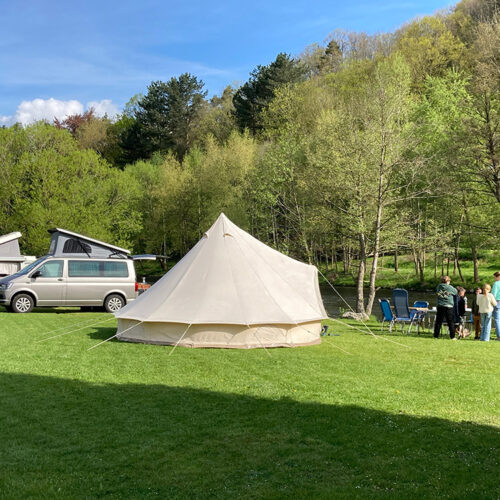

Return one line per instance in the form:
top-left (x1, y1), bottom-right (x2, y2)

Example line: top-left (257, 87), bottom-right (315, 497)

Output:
top-left (491, 272), bottom-right (500, 341)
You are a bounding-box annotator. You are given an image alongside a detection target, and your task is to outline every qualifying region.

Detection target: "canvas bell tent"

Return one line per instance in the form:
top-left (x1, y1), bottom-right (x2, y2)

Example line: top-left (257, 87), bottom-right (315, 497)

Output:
top-left (115, 213), bottom-right (327, 348)
top-left (0, 232), bottom-right (25, 276)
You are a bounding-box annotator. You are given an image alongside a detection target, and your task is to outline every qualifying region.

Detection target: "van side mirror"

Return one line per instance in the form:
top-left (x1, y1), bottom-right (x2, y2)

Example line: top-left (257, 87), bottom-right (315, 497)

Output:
top-left (31, 270), bottom-right (42, 279)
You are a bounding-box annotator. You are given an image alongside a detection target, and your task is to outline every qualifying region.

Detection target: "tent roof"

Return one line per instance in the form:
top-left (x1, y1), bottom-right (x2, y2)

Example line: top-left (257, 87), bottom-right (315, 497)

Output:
top-left (0, 232), bottom-right (22, 246)
top-left (116, 213), bottom-right (327, 326)
top-left (48, 228), bottom-right (130, 255)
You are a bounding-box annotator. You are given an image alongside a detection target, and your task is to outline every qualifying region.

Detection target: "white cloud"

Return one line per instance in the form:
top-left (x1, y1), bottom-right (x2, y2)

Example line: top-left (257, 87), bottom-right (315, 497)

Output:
top-left (86, 99), bottom-right (119, 118)
top-left (0, 98), bottom-right (120, 126)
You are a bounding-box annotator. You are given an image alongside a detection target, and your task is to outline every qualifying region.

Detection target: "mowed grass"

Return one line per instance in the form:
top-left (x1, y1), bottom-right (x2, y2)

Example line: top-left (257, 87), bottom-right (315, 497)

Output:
top-left (0, 309), bottom-right (499, 499)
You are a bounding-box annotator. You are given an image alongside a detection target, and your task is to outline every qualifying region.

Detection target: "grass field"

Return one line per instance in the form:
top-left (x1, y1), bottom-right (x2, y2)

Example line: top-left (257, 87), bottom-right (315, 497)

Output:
top-left (0, 309), bottom-right (499, 498)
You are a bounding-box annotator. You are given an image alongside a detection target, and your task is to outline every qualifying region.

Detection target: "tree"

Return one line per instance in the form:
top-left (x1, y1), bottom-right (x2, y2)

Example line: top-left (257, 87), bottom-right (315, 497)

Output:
top-left (192, 86), bottom-right (238, 146)
top-left (133, 74), bottom-right (207, 160)
top-left (233, 53), bottom-right (306, 134)
top-left (0, 123), bottom-right (141, 255)
top-left (54, 109), bottom-right (95, 135)
top-left (308, 56), bottom-right (428, 315)
top-left (396, 16), bottom-right (467, 89)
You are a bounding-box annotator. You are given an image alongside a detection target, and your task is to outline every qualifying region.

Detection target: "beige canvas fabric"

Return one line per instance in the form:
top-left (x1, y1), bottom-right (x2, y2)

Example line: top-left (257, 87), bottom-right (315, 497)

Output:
top-left (117, 319), bottom-right (322, 348)
top-left (115, 213), bottom-right (327, 347)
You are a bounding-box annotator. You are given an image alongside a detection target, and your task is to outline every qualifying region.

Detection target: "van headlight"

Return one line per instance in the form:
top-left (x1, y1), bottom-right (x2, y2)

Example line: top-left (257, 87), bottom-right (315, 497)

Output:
top-left (0, 282), bottom-right (13, 291)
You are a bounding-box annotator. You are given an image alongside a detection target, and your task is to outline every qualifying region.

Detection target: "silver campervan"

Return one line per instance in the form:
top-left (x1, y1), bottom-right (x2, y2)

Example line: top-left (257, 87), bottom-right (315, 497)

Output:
top-left (0, 229), bottom-right (139, 313)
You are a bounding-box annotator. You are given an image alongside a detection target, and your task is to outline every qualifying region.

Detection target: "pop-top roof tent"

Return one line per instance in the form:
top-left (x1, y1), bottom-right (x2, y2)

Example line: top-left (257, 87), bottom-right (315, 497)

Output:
top-left (48, 228), bottom-right (131, 259)
top-left (0, 232), bottom-right (26, 276)
top-left (115, 213), bottom-right (327, 348)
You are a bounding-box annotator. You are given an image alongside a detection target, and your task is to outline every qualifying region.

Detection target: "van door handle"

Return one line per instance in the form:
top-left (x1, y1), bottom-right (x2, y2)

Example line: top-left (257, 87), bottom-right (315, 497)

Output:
top-left (57, 278), bottom-right (64, 281)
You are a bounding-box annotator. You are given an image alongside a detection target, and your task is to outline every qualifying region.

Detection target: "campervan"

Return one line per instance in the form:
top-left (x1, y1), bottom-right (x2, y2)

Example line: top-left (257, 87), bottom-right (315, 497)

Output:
top-left (0, 232), bottom-right (36, 277)
top-left (0, 229), bottom-right (142, 313)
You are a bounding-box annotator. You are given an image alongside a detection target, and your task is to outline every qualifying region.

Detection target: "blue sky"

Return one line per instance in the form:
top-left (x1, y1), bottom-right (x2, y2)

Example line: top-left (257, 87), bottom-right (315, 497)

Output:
top-left (0, 0), bottom-right (456, 124)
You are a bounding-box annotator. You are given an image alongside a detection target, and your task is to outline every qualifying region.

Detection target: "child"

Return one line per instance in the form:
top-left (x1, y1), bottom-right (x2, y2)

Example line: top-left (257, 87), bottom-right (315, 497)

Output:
top-left (476, 283), bottom-right (497, 341)
top-left (455, 287), bottom-right (470, 338)
top-left (470, 287), bottom-right (482, 340)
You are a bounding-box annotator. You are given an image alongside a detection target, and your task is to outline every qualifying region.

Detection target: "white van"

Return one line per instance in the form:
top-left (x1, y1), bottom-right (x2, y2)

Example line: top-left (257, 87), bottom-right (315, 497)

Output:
top-left (0, 256), bottom-right (138, 313)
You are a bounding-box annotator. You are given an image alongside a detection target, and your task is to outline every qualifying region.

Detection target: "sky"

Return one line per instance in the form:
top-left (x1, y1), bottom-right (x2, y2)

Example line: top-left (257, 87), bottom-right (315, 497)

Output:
top-left (0, 0), bottom-right (456, 126)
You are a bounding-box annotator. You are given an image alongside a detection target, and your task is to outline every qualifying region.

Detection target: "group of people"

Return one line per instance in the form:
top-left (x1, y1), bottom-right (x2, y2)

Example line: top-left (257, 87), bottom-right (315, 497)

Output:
top-left (433, 272), bottom-right (500, 341)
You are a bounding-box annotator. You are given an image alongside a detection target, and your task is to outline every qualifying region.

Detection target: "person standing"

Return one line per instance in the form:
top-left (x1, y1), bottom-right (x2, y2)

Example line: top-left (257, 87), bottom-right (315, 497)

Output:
top-left (470, 287), bottom-right (482, 340)
top-left (477, 283), bottom-right (497, 342)
top-left (491, 272), bottom-right (500, 341)
top-left (434, 276), bottom-right (458, 339)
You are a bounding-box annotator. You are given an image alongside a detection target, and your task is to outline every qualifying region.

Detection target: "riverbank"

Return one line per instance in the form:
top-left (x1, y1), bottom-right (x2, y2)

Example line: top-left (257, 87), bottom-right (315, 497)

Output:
top-left (320, 250), bottom-right (500, 292)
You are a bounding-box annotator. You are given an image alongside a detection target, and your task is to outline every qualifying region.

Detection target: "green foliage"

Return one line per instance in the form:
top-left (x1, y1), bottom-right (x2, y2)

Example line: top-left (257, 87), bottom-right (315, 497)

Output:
top-left (132, 74), bottom-right (207, 160)
top-left (396, 16), bottom-right (467, 89)
top-left (1, 0), bottom-right (500, 292)
top-left (233, 53), bottom-right (307, 134)
top-left (0, 123), bottom-right (141, 255)
top-left (192, 86), bottom-right (238, 147)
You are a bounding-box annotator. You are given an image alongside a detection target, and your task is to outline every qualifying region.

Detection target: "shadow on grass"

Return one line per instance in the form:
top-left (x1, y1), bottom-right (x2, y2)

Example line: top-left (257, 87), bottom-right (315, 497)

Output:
top-left (0, 372), bottom-right (498, 498)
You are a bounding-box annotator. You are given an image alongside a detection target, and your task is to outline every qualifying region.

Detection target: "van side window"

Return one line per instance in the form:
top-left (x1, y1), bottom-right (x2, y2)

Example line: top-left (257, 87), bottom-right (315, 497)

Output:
top-left (37, 260), bottom-right (63, 278)
top-left (103, 262), bottom-right (128, 277)
top-left (63, 239), bottom-right (92, 254)
top-left (68, 261), bottom-right (128, 277)
top-left (68, 261), bottom-right (101, 277)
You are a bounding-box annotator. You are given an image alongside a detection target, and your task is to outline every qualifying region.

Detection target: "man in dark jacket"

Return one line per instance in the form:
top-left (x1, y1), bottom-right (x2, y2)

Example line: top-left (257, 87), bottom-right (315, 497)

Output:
top-left (434, 275), bottom-right (458, 339)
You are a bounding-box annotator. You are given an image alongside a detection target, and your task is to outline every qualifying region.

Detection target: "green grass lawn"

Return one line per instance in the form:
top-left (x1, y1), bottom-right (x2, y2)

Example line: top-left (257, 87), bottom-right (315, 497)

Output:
top-left (0, 309), bottom-right (499, 498)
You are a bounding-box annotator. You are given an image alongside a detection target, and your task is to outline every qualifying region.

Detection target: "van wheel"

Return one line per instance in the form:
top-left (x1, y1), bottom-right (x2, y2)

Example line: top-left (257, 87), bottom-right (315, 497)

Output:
top-left (12, 294), bottom-right (34, 313)
top-left (104, 294), bottom-right (125, 313)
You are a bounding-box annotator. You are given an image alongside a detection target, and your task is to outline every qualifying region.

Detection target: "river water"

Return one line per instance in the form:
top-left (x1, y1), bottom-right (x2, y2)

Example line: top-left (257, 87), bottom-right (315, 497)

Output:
top-left (320, 285), bottom-right (438, 319)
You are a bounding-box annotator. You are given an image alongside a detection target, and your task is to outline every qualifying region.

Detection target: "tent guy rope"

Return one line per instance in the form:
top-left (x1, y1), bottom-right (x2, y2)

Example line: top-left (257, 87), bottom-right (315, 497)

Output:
top-left (317, 269), bottom-right (410, 349)
top-left (37, 316), bottom-right (115, 343)
top-left (87, 320), bottom-right (144, 351)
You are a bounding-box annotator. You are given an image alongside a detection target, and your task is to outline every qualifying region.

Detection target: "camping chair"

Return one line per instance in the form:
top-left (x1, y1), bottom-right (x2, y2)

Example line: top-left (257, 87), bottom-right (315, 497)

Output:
top-left (392, 288), bottom-right (416, 334)
top-left (378, 299), bottom-right (395, 332)
top-left (411, 300), bottom-right (429, 334)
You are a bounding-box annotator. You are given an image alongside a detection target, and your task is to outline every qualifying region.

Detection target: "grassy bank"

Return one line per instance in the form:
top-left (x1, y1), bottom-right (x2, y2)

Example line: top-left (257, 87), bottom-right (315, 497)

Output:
top-left (0, 310), bottom-right (498, 498)
top-left (322, 250), bottom-right (500, 291)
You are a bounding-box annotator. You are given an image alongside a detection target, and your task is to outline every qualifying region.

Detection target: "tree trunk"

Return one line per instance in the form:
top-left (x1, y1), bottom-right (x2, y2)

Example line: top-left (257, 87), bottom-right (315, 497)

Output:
top-left (356, 233), bottom-right (366, 315)
top-left (418, 255), bottom-right (425, 283)
top-left (394, 246), bottom-right (399, 273)
top-left (472, 245), bottom-right (479, 283)
top-left (343, 245), bottom-right (348, 274)
top-left (412, 248), bottom-right (419, 277)
top-left (366, 196), bottom-right (384, 317)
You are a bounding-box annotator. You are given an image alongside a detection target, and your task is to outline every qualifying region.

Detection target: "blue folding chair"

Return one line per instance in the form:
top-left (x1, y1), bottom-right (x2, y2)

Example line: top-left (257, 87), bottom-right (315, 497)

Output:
top-left (412, 300), bottom-right (429, 334)
top-left (392, 288), bottom-right (416, 334)
top-left (379, 299), bottom-right (395, 332)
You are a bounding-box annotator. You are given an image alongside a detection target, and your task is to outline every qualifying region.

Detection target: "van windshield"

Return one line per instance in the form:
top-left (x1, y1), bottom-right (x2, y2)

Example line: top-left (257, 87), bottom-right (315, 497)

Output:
top-left (12, 257), bottom-right (47, 277)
